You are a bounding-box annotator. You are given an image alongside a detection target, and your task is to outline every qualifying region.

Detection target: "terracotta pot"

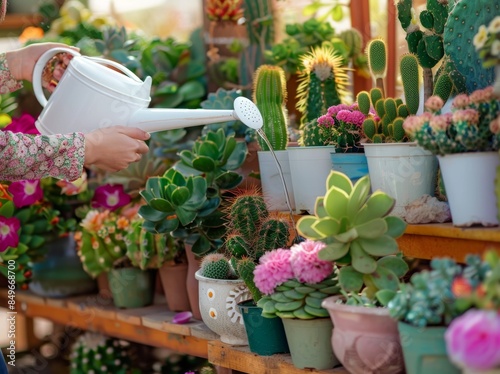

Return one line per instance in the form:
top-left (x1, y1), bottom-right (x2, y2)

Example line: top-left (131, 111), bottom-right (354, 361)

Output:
top-left (322, 296), bottom-right (405, 374)
top-left (96, 272), bottom-right (113, 299)
top-left (158, 262), bottom-right (191, 312)
top-left (185, 242), bottom-right (202, 320)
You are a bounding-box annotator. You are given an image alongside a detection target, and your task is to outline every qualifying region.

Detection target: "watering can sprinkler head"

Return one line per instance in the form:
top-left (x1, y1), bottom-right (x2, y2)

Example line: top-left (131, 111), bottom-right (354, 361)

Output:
top-left (233, 97), bottom-right (263, 130)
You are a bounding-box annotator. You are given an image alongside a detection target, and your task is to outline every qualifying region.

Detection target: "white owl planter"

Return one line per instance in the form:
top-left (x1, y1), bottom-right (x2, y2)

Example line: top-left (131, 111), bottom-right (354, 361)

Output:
top-left (195, 269), bottom-right (251, 345)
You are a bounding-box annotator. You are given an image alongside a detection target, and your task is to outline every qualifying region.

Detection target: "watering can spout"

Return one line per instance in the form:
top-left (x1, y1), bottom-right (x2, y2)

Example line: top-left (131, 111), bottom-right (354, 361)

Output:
top-left (128, 96), bottom-right (264, 133)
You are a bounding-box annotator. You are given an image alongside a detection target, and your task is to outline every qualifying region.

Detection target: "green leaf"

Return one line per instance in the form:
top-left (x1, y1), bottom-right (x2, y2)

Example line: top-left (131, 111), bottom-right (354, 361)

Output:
top-left (138, 205), bottom-right (169, 222)
top-left (311, 217), bottom-right (340, 237)
top-left (384, 216), bottom-right (407, 238)
top-left (334, 227), bottom-right (358, 243)
top-left (354, 191), bottom-right (395, 225)
top-left (357, 236), bottom-right (399, 257)
top-left (366, 267), bottom-right (400, 292)
top-left (356, 218), bottom-right (388, 239)
top-left (191, 235), bottom-right (211, 256)
top-left (331, 4), bottom-right (344, 21)
top-left (351, 240), bottom-right (377, 274)
top-left (0, 200), bottom-right (14, 217)
top-left (324, 186), bottom-right (349, 220)
top-left (314, 197), bottom-right (327, 217)
top-left (193, 156), bottom-right (216, 172)
top-left (377, 256), bottom-right (409, 278)
top-left (326, 170), bottom-right (353, 194)
top-left (346, 176), bottom-right (371, 221)
top-left (297, 216), bottom-right (323, 239)
top-left (176, 207), bottom-right (197, 227)
top-left (318, 242), bottom-right (350, 261)
top-left (171, 186), bottom-right (190, 206)
top-left (375, 289), bottom-right (397, 307)
top-left (198, 140), bottom-right (219, 159)
top-left (339, 266), bottom-right (364, 293)
top-left (149, 198), bottom-right (174, 212)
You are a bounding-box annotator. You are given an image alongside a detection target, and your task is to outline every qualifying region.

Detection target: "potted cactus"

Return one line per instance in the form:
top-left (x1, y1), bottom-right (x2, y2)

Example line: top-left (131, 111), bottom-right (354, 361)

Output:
top-left (358, 39), bottom-right (438, 219)
top-left (194, 254), bottom-right (251, 345)
top-left (225, 189), bottom-right (292, 355)
top-left (252, 64), bottom-right (296, 212)
top-left (297, 170), bottom-right (409, 374)
top-left (289, 45), bottom-right (351, 214)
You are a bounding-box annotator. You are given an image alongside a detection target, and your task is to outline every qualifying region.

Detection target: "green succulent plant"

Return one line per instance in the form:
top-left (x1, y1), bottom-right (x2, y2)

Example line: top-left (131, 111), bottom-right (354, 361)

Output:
top-left (199, 253), bottom-right (236, 279)
top-left (257, 272), bottom-right (341, 320)
top-left (296, 171), bottom-right (409, 305)
top-left (388, 255), bottom-right (488, 328)
top-left (124, 220), bottom-right (169, 270)
top-left (140, 128), bottom-right (247, 256)
top-left (224, 190), bottom-right (291, 301)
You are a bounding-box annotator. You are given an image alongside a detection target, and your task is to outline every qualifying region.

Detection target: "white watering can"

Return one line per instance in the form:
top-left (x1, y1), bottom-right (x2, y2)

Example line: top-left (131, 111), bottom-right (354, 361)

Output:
top-left (32, 47), bottom-right (263, 135)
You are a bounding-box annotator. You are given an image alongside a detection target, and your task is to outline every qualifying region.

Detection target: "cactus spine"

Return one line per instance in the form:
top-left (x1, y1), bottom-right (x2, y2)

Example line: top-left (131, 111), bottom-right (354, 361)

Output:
top-left (252, 65), bottom-right (288, 151)
top-left (296, 46), bottom-right (350, 146)
top-left (224, 190), bottom-right (291, 301)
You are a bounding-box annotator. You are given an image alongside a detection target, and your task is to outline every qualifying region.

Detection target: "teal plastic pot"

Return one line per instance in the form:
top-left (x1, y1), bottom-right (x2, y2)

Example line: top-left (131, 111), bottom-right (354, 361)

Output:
top-left (238, 300), bottom-right (289, 356)
top-left (330, 152), bottom-right (368, 183)
top-left (398, 322), bottom-right (460, 374)
top-left (282, 317), bottom-right (339, 370)
top-left (108, 268), bottom-right (155, 308)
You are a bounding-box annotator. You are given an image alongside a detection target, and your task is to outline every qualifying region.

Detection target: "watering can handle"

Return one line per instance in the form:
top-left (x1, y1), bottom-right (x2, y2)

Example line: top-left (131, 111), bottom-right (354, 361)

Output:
top-left (32, 47), bottom-right (143, 107)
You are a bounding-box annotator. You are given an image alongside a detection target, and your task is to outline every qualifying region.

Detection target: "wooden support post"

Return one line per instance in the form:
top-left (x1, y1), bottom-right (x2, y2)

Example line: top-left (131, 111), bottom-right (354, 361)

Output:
top-left (350, 0), bottom-right (372, 94)
top-left (386, 0), bottom-right (397, 98)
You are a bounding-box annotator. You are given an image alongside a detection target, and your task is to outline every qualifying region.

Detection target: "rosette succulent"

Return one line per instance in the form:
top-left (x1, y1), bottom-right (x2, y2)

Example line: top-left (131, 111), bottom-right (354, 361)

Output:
top-left (296, 170), bottom-right (408, 305)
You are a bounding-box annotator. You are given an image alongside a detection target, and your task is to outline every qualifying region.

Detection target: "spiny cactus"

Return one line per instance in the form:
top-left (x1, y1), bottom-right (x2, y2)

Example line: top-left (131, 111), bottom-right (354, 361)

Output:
top-left (296, 171), bottom-right (409, 299)
top-left (366, 38), bottom-right (387, 95)
top-left (252, 65), bottom-right (288, 151)
top-left (200, 253), bottom-right (233, 279)
top-left (224, 190), bottom-right (291, 301)
top-left (124, 221), bottom-right (168, 270)
top-left (70, 332), bottom-right (131, 374)
top-left (257, 275), bottom-right (341, 319)
top-left (443, 0), bottom-right (499, 93)
top-left (296, 46), bottom-right (350, 146)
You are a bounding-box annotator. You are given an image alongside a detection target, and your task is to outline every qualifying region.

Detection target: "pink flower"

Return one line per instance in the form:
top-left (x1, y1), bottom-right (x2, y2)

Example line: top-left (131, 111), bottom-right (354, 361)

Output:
top-left (469, 87), bottom-right (495, 104)
top-left (326, 104), bottom-right (351, 117)
top-left (289, 239), bottom-right (333, 283)
top-left (452, 109), bottom-right (479, 125)
top-left (445, 309), bottom-right (500, 370)
top-left (317, 114), bottom-right (335, 128)
top-left (0, 216), bottom-right (21, 252)
top-left (453, 94), bottom-right (470, 109)
top-left (2, 113), bottom-right (39, 135)
top-left (254, 248), bottom-right (293, 295)
top-left (91, 184), bottom-right (131, 211)
top-left (429, 114), bottom-right (451, 131)
top-left (425, 95), bottom-right (444, 112)
top-left (403, 112), bottom-right (433, 135)
top-left (8, 180), bottom-right (43, 208)
top-left (490, 116), bottom-right (500, 134)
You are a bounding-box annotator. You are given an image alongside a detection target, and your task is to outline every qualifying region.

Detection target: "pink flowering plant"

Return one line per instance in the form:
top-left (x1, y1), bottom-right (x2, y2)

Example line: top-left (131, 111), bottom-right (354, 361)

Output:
top-left (0, 179), bottom-right (82, 287)
top-left (403, 86), bottom-right (500, 155)
top-left (317, 103), bottom-right (368, 152)
top-left (254, 239), bottom-right (340, 319)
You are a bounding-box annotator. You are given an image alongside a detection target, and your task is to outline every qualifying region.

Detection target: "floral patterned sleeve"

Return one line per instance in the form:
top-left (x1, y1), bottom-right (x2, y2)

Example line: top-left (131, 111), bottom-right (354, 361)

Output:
top-left (0, 52), bottom-right (86, 181)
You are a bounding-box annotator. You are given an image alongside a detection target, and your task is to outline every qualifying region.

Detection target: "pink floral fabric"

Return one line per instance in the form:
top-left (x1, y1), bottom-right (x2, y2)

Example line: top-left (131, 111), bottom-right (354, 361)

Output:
top-left (0, 53), bottom-right (85, 181)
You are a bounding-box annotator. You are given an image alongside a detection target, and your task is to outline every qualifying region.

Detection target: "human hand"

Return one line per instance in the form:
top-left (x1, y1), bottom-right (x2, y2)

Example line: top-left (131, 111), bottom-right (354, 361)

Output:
top-left (84, 126), bottom-right (150, 172)
top-left (5, 42), bottom-right (79, 89)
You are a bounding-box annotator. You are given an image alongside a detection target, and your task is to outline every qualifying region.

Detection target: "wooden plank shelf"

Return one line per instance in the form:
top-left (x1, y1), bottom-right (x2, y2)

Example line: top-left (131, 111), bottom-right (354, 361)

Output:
top-left (398, 223), bottom-right (500, 262)
top-left (208, 340), bottom-right (347, 374)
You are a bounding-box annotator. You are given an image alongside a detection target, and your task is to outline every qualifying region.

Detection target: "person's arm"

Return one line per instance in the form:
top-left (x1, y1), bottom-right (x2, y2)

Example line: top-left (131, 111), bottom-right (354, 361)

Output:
top-left (0, 52), bottom-right (22, 93)
top-left (0, 130), bottom-right (84, 181)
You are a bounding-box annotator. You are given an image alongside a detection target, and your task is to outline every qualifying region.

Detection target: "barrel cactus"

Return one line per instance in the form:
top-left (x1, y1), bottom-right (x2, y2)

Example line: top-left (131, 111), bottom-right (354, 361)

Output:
top-left (296, 171), bottom-right (409, 301)
top-left (296, 45), bottom-right (350, 146)
top-left (199, 253), bottom-right (234, 279)
top-left (124, 220), bottom-right (168, 270)
top-left (252, 64), bottom-right (288, 151)
top-left (70, 332), bottom-right (131, 374)
top-left (224, 190), bottom-right (291, 301)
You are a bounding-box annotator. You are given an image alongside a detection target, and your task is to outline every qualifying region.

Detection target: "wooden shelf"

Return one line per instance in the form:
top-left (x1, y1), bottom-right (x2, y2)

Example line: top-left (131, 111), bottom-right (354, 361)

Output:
top-left (398, 223), bottom-right (500, 262)
top-left (0, 14), bottom-right (42, 30)
top-left (209, 340), bottom-right (347, 374)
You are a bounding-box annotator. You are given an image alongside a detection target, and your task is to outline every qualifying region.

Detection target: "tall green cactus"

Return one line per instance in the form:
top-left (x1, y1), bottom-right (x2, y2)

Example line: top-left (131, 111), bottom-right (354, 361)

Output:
top-left (400, 54), bottom-right (420, 115)
top-left (366, 38), bottom-right (387, 95)
top-left (125, 220), bottom-right (168, 270)
top-left (296, 45), bottom-right (349, 146)
top-left (224, 190), bottom-right (291, 301)
top-left (252, 64), bottom-right (288, 151)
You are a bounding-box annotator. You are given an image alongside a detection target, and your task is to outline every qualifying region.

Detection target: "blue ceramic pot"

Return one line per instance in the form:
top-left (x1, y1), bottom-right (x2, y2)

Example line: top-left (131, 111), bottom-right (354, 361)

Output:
top-left (330, 152), bottom-right (368, 183)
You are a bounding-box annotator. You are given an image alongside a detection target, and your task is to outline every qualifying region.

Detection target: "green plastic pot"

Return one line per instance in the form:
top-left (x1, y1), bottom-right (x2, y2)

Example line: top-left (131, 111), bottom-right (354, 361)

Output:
top-left (398, 322), bottom-right (460, 374)
top-left (238, 300), bottom-right (289, 356)
top-left (108, 268), bottom-right (155, 309)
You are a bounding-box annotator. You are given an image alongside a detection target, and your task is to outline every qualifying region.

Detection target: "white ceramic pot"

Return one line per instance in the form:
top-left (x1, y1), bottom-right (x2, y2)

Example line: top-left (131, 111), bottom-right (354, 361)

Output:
top-left (363, 142), bottom-right (438, 218)
top-left (288, 146), bottom-right (335, 214)
top-left (195, 270), bottom-right (251, 345)
top-left (257, 150), bottom-right (295, 212)
top-left (438, 152), bottom-right (499, 227)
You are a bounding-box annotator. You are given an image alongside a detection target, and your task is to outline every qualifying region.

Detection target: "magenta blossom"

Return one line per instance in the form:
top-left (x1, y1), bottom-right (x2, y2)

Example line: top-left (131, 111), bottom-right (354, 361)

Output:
top-left (2, 113), bottom-right (39, 135)
top-left (445, 309), bottom-right (500, 370)
top-left (289, 239), bottom-right (333, 283)
top-left (254, 248), bottom-right (293, 295)
top-left (92, 184), bottom-right (131, 211)
top-left (336, 109), bottom-right (366, 127)
top-left (8, 180), bottom-right (43, 208)
top-left (0, 216), bottom-right (21, 252)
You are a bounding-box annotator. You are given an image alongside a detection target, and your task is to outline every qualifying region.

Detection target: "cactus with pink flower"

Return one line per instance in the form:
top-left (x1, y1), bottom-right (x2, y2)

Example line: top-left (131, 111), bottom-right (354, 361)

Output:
top-left (403, 85), bottom-right (500, 155)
